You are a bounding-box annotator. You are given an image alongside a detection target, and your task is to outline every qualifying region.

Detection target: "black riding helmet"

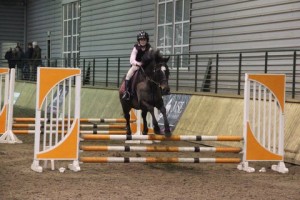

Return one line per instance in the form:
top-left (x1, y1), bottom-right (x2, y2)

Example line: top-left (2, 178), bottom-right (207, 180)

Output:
top-left (137, 31), bottom-right (149, 42)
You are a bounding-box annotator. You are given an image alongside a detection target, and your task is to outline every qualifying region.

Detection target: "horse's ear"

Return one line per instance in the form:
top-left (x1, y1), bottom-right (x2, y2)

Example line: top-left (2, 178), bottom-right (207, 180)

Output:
top-left (162, 56), bottom-right (170, 63)
top-left (154, 50), bottom-right (161, 63)
top-left (165, 56), bottom-right (170, 63)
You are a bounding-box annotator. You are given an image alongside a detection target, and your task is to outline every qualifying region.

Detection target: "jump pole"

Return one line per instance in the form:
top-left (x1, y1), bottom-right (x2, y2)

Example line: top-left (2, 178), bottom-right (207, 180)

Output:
top-left (80, 145), bottom-right (242, 153)
top-left (80, 157), bottom-right (241, 163)
top-left (14, 117), bottom-right (134, 123)
top-left (81, 134), bottom-right (243, 141)
top-left (13, 124), bottom-right (127, 129)
top-left (13, 130), bottom-right (127, 135)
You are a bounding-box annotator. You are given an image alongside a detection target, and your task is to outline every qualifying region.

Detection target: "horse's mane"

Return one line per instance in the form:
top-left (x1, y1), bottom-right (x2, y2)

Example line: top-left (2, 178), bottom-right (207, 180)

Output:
top-left (141, 50), bottom-right (166, 69)
top-left (141, 50), bottom-right (156, 69)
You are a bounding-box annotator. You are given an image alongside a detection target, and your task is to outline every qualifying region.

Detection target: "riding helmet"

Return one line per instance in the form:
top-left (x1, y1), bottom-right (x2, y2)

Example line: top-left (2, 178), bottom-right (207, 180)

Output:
top-left (137, 31), bottom-right (149, 42)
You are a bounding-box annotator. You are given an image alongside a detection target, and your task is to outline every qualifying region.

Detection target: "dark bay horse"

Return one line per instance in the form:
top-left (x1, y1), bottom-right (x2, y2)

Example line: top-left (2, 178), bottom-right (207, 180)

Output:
top-left (119, 50), bottom-right (171, 137)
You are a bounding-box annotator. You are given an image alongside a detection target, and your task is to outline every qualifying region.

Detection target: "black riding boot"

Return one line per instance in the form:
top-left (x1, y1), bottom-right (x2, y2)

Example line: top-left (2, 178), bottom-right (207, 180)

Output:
top-left (122, 80), bottom-right (130, 100)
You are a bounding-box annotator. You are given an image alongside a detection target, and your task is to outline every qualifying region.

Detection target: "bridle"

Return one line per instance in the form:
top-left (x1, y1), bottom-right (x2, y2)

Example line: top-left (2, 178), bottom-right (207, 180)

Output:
top-left (140, 64), bottom-right (167, 88)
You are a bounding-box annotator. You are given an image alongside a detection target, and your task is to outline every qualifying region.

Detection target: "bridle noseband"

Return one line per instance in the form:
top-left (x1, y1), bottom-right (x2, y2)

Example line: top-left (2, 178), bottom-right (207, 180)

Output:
top-left (140, 64), bottom-right (166, 88)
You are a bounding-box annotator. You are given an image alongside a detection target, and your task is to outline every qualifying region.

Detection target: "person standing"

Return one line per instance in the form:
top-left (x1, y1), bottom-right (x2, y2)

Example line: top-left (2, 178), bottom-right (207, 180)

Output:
top-left (32, 41), bottom-right (42, 81)
top-left (23, 42), bottom-right (33, 80)
top-left (4, 48), bottom-right (16, 69)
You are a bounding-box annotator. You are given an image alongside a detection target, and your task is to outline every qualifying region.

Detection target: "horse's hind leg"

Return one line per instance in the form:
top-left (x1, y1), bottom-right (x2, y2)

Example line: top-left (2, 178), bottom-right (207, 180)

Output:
top-left (124, 112), bottom-right (131, 135)
top-left (141, 110), bottom-right (148, 135)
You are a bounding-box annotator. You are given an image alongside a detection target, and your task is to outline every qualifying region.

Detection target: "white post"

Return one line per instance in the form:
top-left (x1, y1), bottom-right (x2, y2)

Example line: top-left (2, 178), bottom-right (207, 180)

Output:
top-left (0, 69), bottom-right (22, 144)
top-left (237, 73), bottom-right (255, 172)
top-left (68, 74), bottom-right (81, 172)
top-left (126, 110), bottom-right (141, 144)
top-left (31, 68), bottom-right (43, 172)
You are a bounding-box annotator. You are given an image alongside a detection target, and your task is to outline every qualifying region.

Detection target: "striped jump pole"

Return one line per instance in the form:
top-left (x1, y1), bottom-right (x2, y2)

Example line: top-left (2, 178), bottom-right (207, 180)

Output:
top-left (80, 157), bottom-right (241, 163)
top-left (12, 130), bottom-right (35, 134)
top-left (13, 124), bottom-right (36, 129)
top-left (80, 124), bottom-right (126, 129)
top-left (13, 123), bottom-right (127, 130)
top-left (13, 130), bottom-right (127, 135)
top-left (0, 68), bottom-right (22, 144)
top-left (80, 145), bottom-right (242, 153)
top-left (14, 117), bottom-right (135, 123)
top-left (80, 130), bottom-right (127, 135)
top-left (237, 74), bottom-right (288, 173)
top-left (81, 134), bottom-right (243, 142)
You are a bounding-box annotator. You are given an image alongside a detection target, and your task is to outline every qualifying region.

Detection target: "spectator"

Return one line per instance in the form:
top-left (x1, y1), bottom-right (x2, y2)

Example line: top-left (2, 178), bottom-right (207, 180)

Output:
top-left (4, 48), bottom-right (16, 69)
top-left (15, 46), bottom-right (24, 68)
top-left (23, 42), bottom-right (33, 80)
top-left (15, 46), bottom-right (25, 79)
top-left (32, 41), bottom-right (42, 80)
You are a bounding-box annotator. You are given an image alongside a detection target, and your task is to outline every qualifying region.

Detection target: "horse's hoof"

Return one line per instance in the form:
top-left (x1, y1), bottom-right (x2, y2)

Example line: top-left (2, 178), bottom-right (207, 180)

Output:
top-left (154, 127), bottom-right (161, 135)
top-left (142, 128), bottom-right (148, 135)
top-left (164, 131), bottom-right (172, 138)
top-left (155, 131), bottom-right (164, 135)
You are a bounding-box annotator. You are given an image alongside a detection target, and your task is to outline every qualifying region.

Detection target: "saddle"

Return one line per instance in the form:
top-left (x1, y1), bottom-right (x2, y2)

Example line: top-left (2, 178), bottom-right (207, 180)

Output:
top-left (120, 70), bottom-right (140, 99)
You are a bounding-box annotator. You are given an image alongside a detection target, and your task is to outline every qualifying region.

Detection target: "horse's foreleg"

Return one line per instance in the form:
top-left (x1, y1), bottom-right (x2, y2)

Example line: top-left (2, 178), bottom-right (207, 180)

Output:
top-left (124, 112), bottom-right (131, 135)
top-left (141, 101), bottom-right (161, 135)
top-left (141, 110), bottom-right (148, 135)
top-left (158, 105), bottom-right (171, 137)
top-left (150, 109), bottom-right (161, 135)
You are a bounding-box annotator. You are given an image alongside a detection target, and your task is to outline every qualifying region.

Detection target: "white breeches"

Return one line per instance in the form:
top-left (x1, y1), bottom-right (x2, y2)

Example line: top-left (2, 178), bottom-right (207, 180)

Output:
top-left (125, 65), bottom-right (140, 80)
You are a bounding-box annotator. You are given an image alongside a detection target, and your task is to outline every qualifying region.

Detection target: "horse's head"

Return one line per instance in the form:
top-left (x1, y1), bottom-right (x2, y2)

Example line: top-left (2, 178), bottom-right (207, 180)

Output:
top-left (141, 50), bottom-right (170, 95)
top-left (153, 50), bottom-right (170, 95)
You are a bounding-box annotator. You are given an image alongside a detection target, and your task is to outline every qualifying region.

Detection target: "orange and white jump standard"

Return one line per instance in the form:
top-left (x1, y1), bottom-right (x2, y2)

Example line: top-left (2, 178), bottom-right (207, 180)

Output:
top-left (31, 67), bottom-right (81, 173)
top-left (237, 74), bottom-right (288, 173)
top-left (0, 68), bottom-right (22, 143)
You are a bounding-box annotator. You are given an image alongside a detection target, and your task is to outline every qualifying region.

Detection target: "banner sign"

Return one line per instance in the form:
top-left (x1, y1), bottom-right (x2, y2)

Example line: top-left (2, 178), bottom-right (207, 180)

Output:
top-left (157, 94), bottom-right (191, 131)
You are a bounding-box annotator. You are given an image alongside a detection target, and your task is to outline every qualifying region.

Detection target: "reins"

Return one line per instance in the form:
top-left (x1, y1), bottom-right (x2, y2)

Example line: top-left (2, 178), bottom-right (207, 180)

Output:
top-left (140, 66), bottom-right (162, 87)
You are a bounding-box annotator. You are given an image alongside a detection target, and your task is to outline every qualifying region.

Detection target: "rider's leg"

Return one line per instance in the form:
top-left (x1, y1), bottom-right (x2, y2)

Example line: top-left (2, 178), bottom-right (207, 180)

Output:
top-left (122, 65), bottom-right (139, 100)
top-left (122, 79), bottom-right (130, 100)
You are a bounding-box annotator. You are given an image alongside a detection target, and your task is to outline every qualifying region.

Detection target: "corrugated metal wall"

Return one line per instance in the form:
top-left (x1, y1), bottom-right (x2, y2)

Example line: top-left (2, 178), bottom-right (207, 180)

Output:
top-left (80, 0), bottom-right (156, 57)
top-left (7, 0), bottom-right (300, 62)
top-left (0, 0), bottom-right (24, 67)
top-left (190, 0), bottom-right (300, 53)
top-left (26, 0), bottom-right (62, 60)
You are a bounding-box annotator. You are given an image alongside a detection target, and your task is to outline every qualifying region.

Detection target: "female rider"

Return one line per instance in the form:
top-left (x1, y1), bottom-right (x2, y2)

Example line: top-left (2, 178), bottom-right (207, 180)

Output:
top-left (122, 31), bottom-right (152, 100)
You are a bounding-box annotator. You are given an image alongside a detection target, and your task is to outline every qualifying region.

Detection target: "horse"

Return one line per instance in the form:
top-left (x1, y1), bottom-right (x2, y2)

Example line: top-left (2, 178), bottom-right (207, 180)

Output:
top-left (119, 50), bottom-right (172, 137)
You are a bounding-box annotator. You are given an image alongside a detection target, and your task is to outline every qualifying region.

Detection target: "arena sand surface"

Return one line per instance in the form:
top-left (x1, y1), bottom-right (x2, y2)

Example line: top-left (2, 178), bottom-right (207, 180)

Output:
top-left (0, 135), bottom-right (299, 200)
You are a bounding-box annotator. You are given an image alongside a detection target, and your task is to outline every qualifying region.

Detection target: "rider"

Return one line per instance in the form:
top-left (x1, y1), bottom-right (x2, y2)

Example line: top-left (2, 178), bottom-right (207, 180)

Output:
top-left (122, 30), bottom-right (152, 100)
